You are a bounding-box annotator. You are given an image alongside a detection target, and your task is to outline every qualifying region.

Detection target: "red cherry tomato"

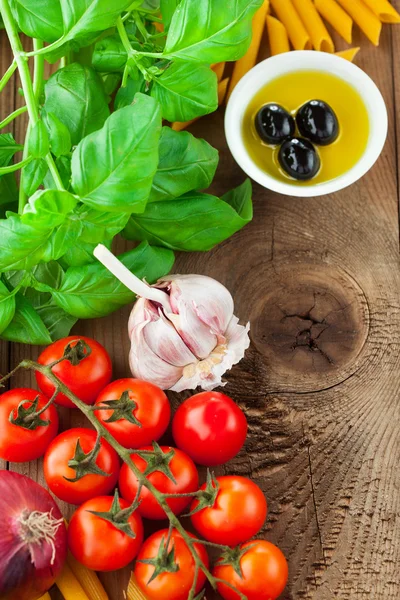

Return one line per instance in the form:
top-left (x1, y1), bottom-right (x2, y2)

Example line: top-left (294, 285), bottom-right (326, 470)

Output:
top-left (68, 495), bottom-right (143, 571)
top-left (44, 428), bottom-right (120, 505)
top-left (0, 388), bottom-right (58, 462)
top-left (36, 336), bottom-right (112, 408)
top-left (134, 529), bottom-right (208, 600)
top-left (172, 391), bottom-right (247, 466)
top-left (190, 475), bottom-right (267, 547)
top-left (94, 378), bottom-right (170, 448)
top-left (119, 446), bottom-right (199, 519)
top-left (213, 540), bottom-right (288, 600)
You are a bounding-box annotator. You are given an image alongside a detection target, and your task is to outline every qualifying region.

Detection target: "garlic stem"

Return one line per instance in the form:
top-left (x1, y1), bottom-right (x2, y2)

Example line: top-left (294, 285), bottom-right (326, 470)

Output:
top-left (93, 244), bottom-right (170, 310)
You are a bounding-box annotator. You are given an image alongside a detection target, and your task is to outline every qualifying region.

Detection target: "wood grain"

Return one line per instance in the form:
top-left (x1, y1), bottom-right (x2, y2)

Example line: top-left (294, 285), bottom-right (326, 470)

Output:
top-left (1, 7), bottom-right (400, 600)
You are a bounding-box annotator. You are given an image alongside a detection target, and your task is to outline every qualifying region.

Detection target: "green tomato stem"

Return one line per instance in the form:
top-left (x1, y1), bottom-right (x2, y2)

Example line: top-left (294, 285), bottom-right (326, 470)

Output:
top-left (0, 105), bottom-right (28, 130)
top-left (15, 358), bottom-right (226, 594)
top-left (0, 59), bottom-right (17, 92)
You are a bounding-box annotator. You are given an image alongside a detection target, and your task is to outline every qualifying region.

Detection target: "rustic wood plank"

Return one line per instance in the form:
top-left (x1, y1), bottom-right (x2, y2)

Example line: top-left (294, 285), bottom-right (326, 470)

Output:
top-left (1, 7), bottom-right (400, 600)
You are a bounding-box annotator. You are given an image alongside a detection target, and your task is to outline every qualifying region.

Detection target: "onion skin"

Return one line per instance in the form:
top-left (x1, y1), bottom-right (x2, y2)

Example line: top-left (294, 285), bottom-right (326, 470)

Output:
top-left (0, 470), bottom-right (67, 600)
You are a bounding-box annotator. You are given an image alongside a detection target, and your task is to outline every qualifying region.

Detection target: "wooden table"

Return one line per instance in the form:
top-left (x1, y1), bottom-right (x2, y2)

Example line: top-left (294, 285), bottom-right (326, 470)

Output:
top-left (1, 11), bottom-right (400, 600)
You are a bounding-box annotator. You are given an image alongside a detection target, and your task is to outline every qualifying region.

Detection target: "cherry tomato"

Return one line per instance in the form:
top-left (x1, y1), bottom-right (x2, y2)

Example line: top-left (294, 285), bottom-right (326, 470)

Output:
top-left (134, 529), bottom-right (208, 600)
top-left (36, 336), bottom-right (112, 408)
top-left (68, 494), bottom-right (143, 571)
top-left (213, 540), bottom-right (288, 600)
top-left (0, 388), bottom-right (58, 462)
top-left (190, 475), bottom-right (267, 547)
top-left (94, 378), bottom-right (170, 449)
top-left (119, 446), bottom-right (198, 520)
top-left (44, 427), bottom-right (120, 505)
top-left (172, 392), bottom-right (247, 466)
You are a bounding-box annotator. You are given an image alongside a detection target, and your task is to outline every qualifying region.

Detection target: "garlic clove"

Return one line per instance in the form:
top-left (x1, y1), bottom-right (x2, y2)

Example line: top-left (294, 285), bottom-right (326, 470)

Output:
top-left (169, 316), bottom-right (250, 393)
top-left (167, 303), bottom-right (218, 360)
top-left (160, 274), bottom-right (234, 335)
top-left (144, 310), bottom-right (197, 367)
top-left (129, 318), bottom-right (183, 390)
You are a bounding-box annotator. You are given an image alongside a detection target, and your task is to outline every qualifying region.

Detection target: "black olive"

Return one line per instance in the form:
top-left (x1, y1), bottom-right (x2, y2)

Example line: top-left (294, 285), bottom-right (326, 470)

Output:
top-left (255, 103), bottom-right (295, 145)
top-left (278, 137), bottom-right (320, 181)
top-left (296, 100), bottom-right (339, 146)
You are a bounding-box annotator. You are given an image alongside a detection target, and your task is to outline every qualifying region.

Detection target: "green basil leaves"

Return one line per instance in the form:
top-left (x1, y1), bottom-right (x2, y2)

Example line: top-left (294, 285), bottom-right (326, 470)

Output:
top-left (71, 93), bottom-right (162, 213)
top-left (123, 179), bottom-right (253, 251)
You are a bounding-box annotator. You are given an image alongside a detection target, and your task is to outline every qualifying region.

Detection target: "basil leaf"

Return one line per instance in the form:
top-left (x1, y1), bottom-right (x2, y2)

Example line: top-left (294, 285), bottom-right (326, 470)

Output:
top-left (71, 93), bottom-right (162, 213)
top-left (44, 64), bottom-right (110, 145)
top-left (160, 0), bottom-right (179, 29)
top-left (165, 0), bottom-right (263, 62)
top-left (75, 206), bottom-right (129, 243)
top-left (31, 261), bottom-right (64, 289)
top-left (151, 61), bottom-right (217, 122)
top-left (27, 121), bottom-right (50, 159)
top-left (59, 0), bottom-right (132, 47)
top-left (0, 280), bottom-right (16, 335)
top-left (142, 0), bottom-right (160, 10)
top-left (60, 241), bottom-right (99, 268)
top-left (43, 112), bottom-right (72, 157)
top-left (9, 0), bottom-right (63, 43)
top-left (0, 133), bottom-right (23, 167)
top-left (114, 75), bottom-right (146, 110)
top-left (103, 73), bottom-right (122, 96)
top-left (221, 178), bottom-right (252, 219)
top-left (51, 241), bottom-right (175, 318)
top-left (0, 189), bottom-right (78, 272)
top-left (27, 291), bottom-right (78, 341)
top-left (149, 126), bottom-right (218, 203)
top-left (1, 293), bottom-right (52, 345)
top-left (93, 36), bottom-right (128, 73)
top-left (22, 158), bottom-right (47, 196)
top-left (0, 173), bottom-right (18, 218)
top-left (123, 184), bottom-right (253, 251)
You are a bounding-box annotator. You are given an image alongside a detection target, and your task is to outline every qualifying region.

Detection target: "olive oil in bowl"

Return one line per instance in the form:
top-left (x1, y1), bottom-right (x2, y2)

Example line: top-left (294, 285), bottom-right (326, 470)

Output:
top-left (242, 70), bottom-right (370, 186)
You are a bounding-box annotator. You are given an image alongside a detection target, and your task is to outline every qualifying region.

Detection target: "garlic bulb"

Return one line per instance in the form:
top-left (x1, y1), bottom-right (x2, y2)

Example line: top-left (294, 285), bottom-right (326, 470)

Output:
top-left (94, 245), bottom-right (250, 392)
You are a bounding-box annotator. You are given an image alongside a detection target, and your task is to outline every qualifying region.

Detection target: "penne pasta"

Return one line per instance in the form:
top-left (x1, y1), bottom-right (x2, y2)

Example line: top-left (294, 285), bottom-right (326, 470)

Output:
top-left (335, 47), bottom-right (361, 61)
top-left (314, 0), bottom-right (353, 44)
top-left (126, 574), bottom-right (151, 600)
top-left (227, 0), bottom-right (270, 101)
top-left (335, 0), bottom-right (382, 45)
top-left (172, 78), bottom-right (230, 131)
top-left (212, 62), bottom-right (226, 82)
top-left (270, 0), bottom-right (312, 50)
top-left (267, 15), bottom-right (290, 55)
top-left (292, 0), bottom-right (334, 52)
top-left (362, 0), bottom-right (400, 23)
top-left (218, 77), bottom-right (230, 104)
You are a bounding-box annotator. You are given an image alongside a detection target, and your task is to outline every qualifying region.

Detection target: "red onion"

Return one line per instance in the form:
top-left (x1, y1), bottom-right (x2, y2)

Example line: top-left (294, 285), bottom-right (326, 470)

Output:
top-left (0, 470), bottom-right (67, 600)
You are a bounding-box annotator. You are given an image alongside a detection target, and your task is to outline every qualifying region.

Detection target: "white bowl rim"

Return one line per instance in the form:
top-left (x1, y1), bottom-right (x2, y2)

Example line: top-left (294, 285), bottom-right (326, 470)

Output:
top-left (224, 51), bottom-right (388, 197)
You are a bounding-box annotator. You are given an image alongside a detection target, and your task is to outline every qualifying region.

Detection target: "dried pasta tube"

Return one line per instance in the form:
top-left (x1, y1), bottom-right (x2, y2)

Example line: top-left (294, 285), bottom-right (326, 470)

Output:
top-left (227, 0), bottom-right (270, 101)
top-left (270, 0), bottom-right (312, 49)
top-left (292, 0), bottom-right (334, 52)
top-left (212, 62), bottom-right (226, 82)
top-left (127, 574), bottom-right (151, 600)
top-left (362, 0), bottom-right (400, 23)
top-left (267, 15), bottom-right (290, 55)
top-left (335, 0), bottom-right (382, 45)
top-left (335, 47), bottom-right (360, 61)
top-left (314, 0), bottom-right (353, 44)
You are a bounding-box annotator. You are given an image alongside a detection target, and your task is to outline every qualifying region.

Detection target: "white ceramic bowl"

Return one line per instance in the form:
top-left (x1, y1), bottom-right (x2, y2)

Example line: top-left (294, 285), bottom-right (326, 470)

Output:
top-left (225, 51), bottom-right (388, 197)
